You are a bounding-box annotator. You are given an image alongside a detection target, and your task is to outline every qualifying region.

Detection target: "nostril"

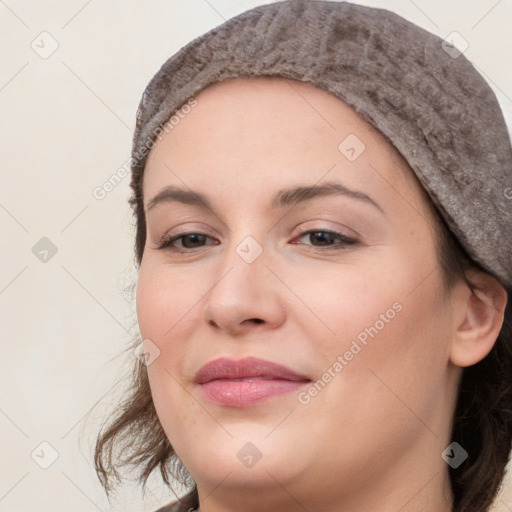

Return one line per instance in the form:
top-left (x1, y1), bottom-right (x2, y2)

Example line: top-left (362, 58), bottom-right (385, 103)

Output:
top-left (251, 318), bottom-right (264, 324)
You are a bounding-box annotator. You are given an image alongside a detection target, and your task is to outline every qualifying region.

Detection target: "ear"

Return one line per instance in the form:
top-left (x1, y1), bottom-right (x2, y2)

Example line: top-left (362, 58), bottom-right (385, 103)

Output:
top-left (449, 269), bottom-right (508, 368)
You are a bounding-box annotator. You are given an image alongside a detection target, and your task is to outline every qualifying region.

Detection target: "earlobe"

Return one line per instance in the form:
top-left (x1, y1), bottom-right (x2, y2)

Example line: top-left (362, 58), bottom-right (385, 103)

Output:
top-left (449, 270), bottom-right (508, 368)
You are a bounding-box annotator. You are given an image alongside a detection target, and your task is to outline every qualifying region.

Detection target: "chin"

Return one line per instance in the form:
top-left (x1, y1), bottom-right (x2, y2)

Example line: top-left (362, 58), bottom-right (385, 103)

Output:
top-left (170, 427), bottom-right (306, 486)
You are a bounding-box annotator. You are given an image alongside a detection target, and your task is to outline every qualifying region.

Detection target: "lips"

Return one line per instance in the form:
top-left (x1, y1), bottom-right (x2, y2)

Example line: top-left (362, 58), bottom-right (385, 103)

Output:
top-left (194, 356), bottom-right (311, 407)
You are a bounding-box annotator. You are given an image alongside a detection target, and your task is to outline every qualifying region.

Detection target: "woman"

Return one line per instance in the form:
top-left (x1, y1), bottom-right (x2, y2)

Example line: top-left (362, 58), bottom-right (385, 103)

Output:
top-left (94, 1), bottom-right (512, 511)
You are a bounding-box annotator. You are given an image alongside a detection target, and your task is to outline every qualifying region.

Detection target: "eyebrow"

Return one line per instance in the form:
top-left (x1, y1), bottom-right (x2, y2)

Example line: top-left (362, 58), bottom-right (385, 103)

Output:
top-left (146, 181), bottom-right (384, 214)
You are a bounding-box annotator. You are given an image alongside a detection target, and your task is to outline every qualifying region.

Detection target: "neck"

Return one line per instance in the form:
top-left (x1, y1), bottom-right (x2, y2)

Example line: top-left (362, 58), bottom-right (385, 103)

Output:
top-left (194, 471), bottom-right (453, 512)
top-left (193, 432), bottom-right (454, 512)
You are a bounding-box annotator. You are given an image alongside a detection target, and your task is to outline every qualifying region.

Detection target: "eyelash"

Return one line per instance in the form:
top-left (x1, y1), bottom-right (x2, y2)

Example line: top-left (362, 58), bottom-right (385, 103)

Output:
top-left (156, 227), bottom-right (357, 253)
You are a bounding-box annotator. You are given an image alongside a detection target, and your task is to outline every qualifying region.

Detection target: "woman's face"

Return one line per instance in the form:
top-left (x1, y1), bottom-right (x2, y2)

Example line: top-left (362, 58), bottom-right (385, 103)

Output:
top-left (137, 77), bottom-right (459, 510)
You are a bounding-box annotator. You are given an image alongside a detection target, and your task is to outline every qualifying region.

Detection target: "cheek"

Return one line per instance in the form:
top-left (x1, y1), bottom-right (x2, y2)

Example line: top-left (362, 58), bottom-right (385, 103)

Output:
top-left (135, 261), bottom-right (211, 367)
top-left (136, 261), bottom-right (200, 341)
top-left (135, 264), bottom-right (191, 400)
top-left (294, 259), bottom-right (405, 344)
top-left (301, 268), bottom-right (452, 472)
top-left (302, 252), bottom-right (451, 401)
top-left (334, 267), bottom-right (452, 432)
top-left (135, 264), bottom-right (198, 450)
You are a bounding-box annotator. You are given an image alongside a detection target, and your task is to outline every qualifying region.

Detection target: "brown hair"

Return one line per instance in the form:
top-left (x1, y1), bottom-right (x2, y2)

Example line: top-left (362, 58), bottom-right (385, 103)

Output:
top-left (94, 145), bottom-right (512, 512)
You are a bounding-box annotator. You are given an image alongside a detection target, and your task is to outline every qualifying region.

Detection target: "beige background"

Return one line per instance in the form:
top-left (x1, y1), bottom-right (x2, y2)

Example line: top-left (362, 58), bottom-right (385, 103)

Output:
top-left (1, 0), bottom-right (511, 510)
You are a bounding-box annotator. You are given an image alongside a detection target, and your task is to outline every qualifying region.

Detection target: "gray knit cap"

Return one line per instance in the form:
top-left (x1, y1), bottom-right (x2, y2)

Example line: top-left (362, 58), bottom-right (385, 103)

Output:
top-left (130, 0), bottom-right (512, 287)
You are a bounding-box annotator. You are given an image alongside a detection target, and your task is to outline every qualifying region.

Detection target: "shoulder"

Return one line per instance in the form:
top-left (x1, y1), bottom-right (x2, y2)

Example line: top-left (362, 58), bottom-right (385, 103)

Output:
top-left (153, 503), bottom-right (187, 512)
top-left (153, 489), bottom-right (198, 512)
top-left (154, 503), bottom-right (191, 512)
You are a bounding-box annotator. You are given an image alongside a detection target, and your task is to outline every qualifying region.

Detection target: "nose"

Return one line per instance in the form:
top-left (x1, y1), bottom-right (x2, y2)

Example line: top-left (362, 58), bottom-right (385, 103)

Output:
top-left (201, 237), bottom-right (286, 336)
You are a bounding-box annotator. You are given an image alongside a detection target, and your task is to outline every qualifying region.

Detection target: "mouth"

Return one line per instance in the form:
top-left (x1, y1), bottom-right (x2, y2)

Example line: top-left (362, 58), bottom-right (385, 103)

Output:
top-left (194, 356), bottom-right (311, 407)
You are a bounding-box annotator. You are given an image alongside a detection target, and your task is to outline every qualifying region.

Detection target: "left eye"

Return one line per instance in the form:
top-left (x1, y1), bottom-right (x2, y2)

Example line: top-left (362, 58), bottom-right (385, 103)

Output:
top-left (292, 229), bottom-right (357, 249)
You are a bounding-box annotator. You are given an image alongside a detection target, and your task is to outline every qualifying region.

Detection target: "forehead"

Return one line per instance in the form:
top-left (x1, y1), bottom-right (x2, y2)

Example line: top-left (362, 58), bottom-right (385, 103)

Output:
top-left (161, 76), bottom-right (401, 158)
top-left (143, 76), bottom-right (431, 221)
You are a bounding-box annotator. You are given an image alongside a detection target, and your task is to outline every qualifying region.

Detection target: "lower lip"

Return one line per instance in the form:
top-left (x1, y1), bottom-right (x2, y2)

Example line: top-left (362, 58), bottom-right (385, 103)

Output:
top-left (200, 379), bottom-right (308, 407)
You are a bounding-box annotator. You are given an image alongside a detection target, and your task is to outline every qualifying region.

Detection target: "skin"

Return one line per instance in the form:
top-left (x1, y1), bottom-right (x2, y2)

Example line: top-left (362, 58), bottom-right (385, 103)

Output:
top-left (136, 76), bottom-right (507, 512)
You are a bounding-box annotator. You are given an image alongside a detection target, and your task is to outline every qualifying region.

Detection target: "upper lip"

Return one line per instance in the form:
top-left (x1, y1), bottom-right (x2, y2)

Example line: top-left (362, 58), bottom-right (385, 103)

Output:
top-left (194, 356), bottom-right (311, 384)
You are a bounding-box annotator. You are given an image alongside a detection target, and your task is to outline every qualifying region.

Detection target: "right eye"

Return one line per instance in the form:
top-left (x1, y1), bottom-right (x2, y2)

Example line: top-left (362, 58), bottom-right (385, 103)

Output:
top-left (157, 232), bottom-right (219, 253)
